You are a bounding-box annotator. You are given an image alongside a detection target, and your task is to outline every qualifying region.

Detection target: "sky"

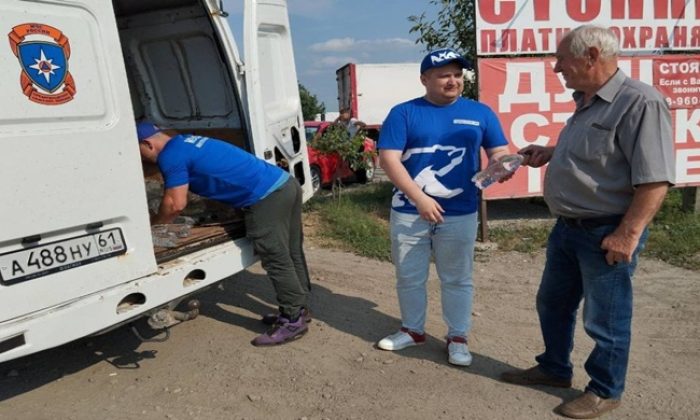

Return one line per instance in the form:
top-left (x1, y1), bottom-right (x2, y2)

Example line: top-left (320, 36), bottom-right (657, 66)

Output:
top-left (227, 0), bottom-right (437, 112)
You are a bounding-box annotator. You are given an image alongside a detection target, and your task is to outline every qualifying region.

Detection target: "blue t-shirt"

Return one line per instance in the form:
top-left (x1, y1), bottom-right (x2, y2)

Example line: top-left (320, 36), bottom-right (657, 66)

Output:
top-left (378, 97), bottom-right (508, 215)
top-left (158, 134), bottom-right (289, 208)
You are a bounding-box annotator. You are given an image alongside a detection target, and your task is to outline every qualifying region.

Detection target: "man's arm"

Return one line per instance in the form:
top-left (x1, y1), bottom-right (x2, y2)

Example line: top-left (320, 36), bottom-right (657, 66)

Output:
top-left (485, 145), bottom-right (510, 163)
top-left (379, 149), bottom-right (445, 223)
top-left (152, 184), bottom-right (189, 224)
top-left (601, 182), bottom-right (669, 265)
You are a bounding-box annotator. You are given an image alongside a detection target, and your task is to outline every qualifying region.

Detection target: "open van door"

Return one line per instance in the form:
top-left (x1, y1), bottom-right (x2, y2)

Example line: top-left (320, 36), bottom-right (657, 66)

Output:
top-left (241, 0), bottom-right (312, 200)
top-left (0, 0), bottom-right (156, 323)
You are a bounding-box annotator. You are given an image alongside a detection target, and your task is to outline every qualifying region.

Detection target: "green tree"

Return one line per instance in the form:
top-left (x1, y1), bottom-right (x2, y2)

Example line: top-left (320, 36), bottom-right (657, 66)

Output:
top-left (409, 1), bottom-right (478, 98)
top-left (299, 83), bottom-right (326, 121)
top-left (308, 123), bottom-right (376, 197)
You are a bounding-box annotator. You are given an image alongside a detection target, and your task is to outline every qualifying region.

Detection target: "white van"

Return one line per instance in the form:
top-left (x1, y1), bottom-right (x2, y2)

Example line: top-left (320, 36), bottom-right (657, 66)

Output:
top-left (0, 0), bottom-right (311, 363)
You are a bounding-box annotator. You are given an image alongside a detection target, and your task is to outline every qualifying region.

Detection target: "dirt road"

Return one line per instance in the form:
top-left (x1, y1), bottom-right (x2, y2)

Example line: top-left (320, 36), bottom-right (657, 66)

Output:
top-left (1, 238), bottom-right (698, 419)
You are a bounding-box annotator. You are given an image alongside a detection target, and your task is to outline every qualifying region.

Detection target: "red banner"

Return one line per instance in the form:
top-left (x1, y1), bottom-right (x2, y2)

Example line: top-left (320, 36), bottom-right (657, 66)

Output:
top-left (476, 0), bottom-right (700, 55)
top-left (478, 56), bottom-right (700, 199)
top-left (653, 56), bottom-right (700, 109)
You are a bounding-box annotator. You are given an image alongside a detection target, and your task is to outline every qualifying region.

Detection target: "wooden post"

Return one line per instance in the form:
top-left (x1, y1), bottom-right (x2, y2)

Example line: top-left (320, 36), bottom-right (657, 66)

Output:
top-left (681, 187), bottom-right (700, 213)
top-left (479, 198), bottom-right (489, 242)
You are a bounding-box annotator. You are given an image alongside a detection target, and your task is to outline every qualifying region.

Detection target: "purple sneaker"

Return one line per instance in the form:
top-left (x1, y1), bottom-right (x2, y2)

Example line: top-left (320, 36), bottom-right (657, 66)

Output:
top-left (251, 316), bottom-right (308, 346)
top-left (261, 307), bottom-right (312, 325)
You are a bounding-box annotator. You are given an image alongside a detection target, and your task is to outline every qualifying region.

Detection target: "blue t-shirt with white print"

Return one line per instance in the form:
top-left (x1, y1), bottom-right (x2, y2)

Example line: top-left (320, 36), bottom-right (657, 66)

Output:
top-left (378, 97), bottom-right (508, 216)
top-left (158, 134), bottom-right (288, 208)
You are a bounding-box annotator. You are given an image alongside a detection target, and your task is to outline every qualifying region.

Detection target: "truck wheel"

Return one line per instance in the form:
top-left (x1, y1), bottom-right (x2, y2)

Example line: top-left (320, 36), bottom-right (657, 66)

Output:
top-left (310, 166), bottom-right (322, 194)
top-left (355, 159), bottom-right (375, 184)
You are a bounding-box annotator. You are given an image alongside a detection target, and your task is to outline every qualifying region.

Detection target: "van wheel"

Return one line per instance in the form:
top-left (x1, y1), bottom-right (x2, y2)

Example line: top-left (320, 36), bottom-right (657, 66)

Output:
top-left (355, 159), bottom-right (375, 184)
top-left (310, 166), bottom-right (321, 194)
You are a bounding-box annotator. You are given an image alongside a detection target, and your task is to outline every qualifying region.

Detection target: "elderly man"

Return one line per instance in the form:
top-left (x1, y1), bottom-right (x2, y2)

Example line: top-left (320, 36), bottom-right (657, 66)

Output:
top-left (136, 122), bottom-right (312, 346)
top-left (375, 48), bottom-right (510, 366)
top-left (501, 26), bottom-right (675, 418)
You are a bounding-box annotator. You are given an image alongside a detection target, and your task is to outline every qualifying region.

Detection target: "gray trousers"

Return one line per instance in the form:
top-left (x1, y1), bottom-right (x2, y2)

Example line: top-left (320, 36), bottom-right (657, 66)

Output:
top-left (243, 177), bottom-right (311, 319)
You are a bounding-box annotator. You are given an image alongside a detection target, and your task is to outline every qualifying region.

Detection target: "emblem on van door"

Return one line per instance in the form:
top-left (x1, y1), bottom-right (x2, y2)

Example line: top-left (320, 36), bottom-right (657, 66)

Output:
top-left (8, 23), bottom-right (76, 105)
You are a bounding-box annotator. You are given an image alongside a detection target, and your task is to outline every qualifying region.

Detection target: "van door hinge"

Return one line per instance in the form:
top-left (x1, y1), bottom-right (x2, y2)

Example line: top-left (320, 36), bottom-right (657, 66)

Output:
top-left (211, 0), bottom-right (229, 17)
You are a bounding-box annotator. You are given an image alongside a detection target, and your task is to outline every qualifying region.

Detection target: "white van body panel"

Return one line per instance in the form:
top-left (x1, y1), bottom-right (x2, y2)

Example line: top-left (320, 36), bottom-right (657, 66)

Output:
top-left (0, 1), bottom-right (156, 321)
top-left (0, 0), bottom-right (309, 363)
top-left (244, 0), bottom-right (312, 201)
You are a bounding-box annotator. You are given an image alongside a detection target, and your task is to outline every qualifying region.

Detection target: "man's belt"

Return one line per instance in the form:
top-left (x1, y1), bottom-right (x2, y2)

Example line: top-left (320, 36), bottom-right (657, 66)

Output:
top-left (559, 215), bottom-right (623, 229)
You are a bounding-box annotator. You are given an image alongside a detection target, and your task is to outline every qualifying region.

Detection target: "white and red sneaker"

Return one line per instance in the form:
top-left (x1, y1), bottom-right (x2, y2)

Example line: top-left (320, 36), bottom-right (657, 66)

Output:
top-left (447, 336), bottom-right (472, 366)
top-left (377, 327), bottom-right (426, 351)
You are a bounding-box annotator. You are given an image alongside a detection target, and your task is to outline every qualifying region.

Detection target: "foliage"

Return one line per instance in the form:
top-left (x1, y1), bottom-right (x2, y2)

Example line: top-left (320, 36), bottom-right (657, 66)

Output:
top-left (307, 123), bottom-right (377, 192)
top-left (489, 224), bottom-right (552, 253)
top-left (645, 188), bottom-right (700, 270)
top-left (299, 83), bottom-right (325, 121)
top-left (304, 183), bottom-right (392, 261)
top-left (306, 183), bottom-right (699, 271)
top-left (409, 0), bottom-right (478, 98)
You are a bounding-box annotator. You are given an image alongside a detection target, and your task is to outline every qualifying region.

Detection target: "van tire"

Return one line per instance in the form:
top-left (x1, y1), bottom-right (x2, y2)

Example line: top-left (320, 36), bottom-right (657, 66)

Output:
top-left (310, 166), bottom-right (322, 194)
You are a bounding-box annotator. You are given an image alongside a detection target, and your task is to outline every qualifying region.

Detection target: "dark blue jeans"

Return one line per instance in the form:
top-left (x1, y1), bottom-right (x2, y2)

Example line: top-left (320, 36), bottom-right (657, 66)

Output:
top-left (535, 218), bottom-right (648, 399)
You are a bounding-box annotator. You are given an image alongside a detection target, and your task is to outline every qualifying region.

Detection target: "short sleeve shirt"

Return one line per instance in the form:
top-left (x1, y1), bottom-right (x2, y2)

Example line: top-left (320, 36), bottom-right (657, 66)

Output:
top-left (158, 134), bottom-right (288, 208)
top-left (544, 70), bottom-right (675, 218)
top-left (378, 97), bottom-right (508, 215)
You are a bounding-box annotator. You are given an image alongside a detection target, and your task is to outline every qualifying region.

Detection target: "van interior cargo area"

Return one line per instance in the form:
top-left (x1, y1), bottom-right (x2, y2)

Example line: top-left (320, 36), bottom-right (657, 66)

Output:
top-left (114, 0), bottom-right (249, 263)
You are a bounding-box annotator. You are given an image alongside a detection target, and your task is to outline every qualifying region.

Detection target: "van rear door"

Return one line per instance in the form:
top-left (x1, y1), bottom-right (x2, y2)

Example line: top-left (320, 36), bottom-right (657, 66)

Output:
top-left (0, 1), bottom-right (155, 321)
top-left (238, 0), bottom-right (312, 200)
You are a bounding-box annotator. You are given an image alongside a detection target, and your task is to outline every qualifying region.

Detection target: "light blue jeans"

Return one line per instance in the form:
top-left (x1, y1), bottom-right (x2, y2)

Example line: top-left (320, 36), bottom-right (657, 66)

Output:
top-left (390, 210), bottom-right (477, 338)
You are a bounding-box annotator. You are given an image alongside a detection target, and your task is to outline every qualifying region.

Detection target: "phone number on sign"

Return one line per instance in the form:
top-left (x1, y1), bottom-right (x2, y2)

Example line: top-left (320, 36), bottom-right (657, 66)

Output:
top-left (665, 95), bottom-right (700, 109)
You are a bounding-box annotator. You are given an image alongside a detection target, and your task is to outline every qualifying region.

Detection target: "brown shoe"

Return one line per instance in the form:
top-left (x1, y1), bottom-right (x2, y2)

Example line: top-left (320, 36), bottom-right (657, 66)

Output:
top-left (557, 391), bottom-right (621, 419)
top-left (500, 365), bottom-right (572, 388)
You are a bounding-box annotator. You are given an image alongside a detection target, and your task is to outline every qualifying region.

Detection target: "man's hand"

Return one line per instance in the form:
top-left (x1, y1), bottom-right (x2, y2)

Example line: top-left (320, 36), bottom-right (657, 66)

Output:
top-left (601, 230), bottom-right (640, 265)
top-left (415, 194), bottom-right (445, 224)
top-left (518, 145), bottom-right (554, 167)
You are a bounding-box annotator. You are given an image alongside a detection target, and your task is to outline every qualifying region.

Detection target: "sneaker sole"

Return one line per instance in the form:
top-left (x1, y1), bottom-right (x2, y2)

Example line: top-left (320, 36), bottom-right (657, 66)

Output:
top-left (448, 357), bottom-right (472, 367)
top-left (261, 312), bottom-right (312, 325)
top-left (377, 341), bottom-right (424, 351)
top-left (250, 328), bottom-right (308, 347)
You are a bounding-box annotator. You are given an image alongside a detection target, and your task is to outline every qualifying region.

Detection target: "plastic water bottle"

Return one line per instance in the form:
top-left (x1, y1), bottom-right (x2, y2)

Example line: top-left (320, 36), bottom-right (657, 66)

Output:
top-left (471, 154), bottom-right (524, 190)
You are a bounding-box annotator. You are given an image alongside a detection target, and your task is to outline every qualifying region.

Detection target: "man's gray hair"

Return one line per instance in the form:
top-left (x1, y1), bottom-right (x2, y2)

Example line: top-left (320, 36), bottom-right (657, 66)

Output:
top-left (565, 25), bottom-right (620, 58)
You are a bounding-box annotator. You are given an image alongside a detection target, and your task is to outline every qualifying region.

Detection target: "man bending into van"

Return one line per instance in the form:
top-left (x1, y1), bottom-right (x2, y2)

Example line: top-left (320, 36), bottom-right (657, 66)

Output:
top-left (136, 121), bottom-right (311, 346)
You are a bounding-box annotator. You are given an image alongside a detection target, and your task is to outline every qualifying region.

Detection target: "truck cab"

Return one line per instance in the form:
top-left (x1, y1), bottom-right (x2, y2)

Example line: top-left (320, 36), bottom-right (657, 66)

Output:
top-left (0, 0), bottom-right (310, 362)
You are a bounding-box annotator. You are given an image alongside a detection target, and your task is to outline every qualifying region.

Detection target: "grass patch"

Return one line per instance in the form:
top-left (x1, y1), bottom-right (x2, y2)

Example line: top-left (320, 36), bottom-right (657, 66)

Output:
top-left (304, 183), bottom-right (393, 261)
top-left (488, 224), bottom-right (551, 253)
top-left (305, 183), bottom-right (700, 271)
top-left (646, 189), bottom-right (700, 270)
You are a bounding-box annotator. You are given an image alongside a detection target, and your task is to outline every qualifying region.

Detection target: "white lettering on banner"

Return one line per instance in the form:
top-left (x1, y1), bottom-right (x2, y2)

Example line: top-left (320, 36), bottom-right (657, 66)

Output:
top-left (510, 113), bottom-right (551, 148)
top-left (476, 0), bottom-right (700, 55)
top-left (500, 62), bottom-right (550, 112)
top-left (528, 166), bottom-right (542, 194)
top-left (675, 109), bottom-right (700, 144)
top-left (478, 55), bottom-right (700, 198)
top-left (659, 61), bottom-right (700, 74)
top-left (675, 149), bottom-right (700, 184)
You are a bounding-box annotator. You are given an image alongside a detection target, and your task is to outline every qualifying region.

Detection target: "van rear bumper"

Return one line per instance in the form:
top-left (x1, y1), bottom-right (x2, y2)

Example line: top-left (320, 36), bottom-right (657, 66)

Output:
top-left (0, 238), bottom-right (256, 363)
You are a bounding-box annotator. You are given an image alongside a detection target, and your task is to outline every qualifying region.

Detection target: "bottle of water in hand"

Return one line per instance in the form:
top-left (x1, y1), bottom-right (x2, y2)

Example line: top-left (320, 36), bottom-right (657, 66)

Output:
top-left (471, 154), bottom-right (524, 190)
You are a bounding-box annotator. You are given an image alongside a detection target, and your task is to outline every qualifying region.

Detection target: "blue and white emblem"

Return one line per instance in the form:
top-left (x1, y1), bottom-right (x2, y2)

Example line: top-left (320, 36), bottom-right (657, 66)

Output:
top-left (8, 23), bottom-right (76, 105)
top-left (18, 42), bottom-right (67, 93)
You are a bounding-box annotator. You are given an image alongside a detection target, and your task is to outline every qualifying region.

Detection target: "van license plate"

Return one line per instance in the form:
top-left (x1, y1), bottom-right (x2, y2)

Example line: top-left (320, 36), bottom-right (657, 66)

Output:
top-left (0, 228), bottom-right (127, 285)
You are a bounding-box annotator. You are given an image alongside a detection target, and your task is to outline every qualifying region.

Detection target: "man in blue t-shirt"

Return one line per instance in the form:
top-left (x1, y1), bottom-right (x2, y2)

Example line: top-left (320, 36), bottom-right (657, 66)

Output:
top-left (136, 122), bottom-right (311, 346)
top-left (376, 48), bottom-right (511, 366)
